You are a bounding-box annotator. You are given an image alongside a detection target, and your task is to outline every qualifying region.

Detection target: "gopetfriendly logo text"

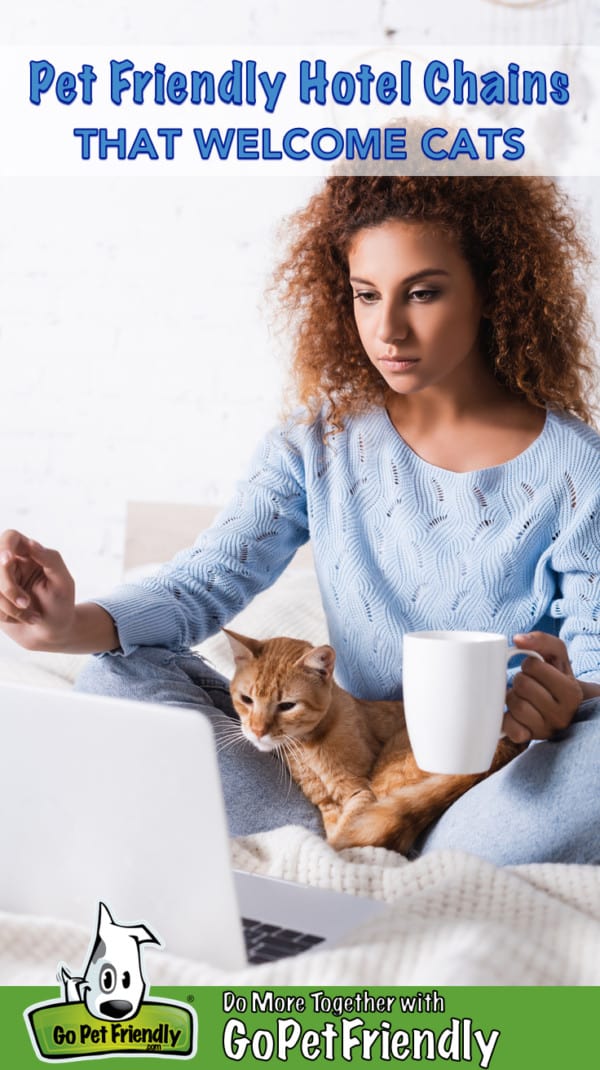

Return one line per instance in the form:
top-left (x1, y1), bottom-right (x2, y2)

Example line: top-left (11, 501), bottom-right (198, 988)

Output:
top-left (25, 902), bottom-right (197, 1061)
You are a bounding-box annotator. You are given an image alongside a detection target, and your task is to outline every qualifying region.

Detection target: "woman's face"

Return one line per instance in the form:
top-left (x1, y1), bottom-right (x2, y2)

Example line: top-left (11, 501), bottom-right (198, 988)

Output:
top-left (348, 219), bottom-right (485, 398)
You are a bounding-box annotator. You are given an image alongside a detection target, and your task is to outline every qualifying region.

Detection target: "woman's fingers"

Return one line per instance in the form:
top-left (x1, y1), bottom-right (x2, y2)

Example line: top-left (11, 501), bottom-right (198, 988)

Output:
top-left (0, 551), bottom-right (33, 612)
top-left (0, 589), bottom-right (41, 624)
top-left (502, 708), bottom-right (536, 744)
top-left (0, 534), bottom-right (71, 613)
top-left (0, 530), bottom-right (34, 556)
top-left (512, 631), bottom-right (573, 675)
top-left (505, 647), bottom-right (584, 742)
top-left (0, 532), bottom-right (77, 650)
top-left (23, 539), bottom-right (67, 575)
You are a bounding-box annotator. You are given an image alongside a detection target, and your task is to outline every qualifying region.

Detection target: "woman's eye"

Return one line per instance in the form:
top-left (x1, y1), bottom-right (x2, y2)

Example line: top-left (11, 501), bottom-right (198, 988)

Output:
top-left (409, 288), bottom-right (438, 303)
top-left (239, 694), bottom-right (253, 705)
top-left (353, 290), bottom-right (378, 305)
top-left (277, 701), bottom-right (296, 712)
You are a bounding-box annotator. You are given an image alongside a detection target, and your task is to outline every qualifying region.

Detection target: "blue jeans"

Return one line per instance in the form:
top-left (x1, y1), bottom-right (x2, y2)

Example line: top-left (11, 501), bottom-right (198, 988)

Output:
top-left (75, 646), bottom-right (324, 840)
top-left (75, 646), bottom-right (600, 865)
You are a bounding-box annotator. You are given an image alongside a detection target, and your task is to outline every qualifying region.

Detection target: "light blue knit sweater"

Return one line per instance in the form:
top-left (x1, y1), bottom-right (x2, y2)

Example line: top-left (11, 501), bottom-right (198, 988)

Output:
top-left (97, 407), bottom-right (600, 698)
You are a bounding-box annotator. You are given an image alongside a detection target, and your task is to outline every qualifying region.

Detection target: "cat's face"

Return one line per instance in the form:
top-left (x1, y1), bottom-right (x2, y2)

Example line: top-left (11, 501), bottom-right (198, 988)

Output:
top-left (224, 630), bottom-right (336, 753)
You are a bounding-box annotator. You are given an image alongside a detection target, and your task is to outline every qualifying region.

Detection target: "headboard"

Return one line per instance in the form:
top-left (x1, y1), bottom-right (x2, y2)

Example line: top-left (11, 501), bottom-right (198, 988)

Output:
top-left (124, 501), bottom-right (314, 572)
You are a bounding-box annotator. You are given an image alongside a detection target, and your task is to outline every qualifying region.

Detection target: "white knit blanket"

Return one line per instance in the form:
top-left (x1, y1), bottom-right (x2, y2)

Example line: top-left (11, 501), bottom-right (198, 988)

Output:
top-left (2, 826), bottom-right (599, 987)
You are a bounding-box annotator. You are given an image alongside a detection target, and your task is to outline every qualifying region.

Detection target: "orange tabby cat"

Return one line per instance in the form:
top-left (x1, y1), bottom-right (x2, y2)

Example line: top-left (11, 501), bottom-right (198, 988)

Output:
top-left (224, 630), bottom-right (523, 854)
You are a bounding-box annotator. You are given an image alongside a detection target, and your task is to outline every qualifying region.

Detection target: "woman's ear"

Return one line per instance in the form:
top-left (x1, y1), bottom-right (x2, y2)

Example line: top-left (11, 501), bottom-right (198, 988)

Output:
top-left (479, 284), bottom-right (493, 320)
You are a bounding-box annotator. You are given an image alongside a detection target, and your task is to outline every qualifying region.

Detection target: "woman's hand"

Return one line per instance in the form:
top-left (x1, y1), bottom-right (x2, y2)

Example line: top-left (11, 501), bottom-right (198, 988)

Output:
top-left (0, 530), bottom-right (76, 651)
top-left (504, 631), bottom-right (584, 743)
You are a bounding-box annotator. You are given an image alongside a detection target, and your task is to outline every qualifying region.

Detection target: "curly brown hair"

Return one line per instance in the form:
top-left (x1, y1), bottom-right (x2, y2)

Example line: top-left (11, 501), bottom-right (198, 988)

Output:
top-left (272, 176), bottom-right (597, 427)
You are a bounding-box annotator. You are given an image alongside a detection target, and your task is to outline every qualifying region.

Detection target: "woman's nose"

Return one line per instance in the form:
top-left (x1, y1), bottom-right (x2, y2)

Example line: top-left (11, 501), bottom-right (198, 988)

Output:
top-left (377, 300), bottom-right (409, 344)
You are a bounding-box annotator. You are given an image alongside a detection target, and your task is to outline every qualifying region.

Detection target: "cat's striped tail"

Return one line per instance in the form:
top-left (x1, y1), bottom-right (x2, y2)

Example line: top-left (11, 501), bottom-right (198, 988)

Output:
top-left (328, 739), bottom-right (524, 855)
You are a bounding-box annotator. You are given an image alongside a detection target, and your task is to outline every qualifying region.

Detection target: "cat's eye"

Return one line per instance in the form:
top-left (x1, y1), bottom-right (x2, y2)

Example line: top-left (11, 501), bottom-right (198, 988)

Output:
top-left (277, 701), bottom-right (296, 712)
top-left (239, 694), bottom-right (253, 705)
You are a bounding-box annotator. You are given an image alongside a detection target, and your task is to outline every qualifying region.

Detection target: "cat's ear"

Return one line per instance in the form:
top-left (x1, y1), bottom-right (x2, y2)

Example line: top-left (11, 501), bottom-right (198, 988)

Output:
top-left (297, 645), bottom-right (336, 680)
top-left (222, 628), bottom-right (263, 665)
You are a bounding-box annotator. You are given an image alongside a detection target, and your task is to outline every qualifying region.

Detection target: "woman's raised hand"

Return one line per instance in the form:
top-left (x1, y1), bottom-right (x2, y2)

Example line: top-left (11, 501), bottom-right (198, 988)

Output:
top-left (0, 530), bottom-right (76, 651)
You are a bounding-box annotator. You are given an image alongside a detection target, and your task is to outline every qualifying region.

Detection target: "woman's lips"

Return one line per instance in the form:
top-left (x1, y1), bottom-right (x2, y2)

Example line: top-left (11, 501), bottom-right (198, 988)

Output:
top-left (379, 356), bottom-right (420, 372)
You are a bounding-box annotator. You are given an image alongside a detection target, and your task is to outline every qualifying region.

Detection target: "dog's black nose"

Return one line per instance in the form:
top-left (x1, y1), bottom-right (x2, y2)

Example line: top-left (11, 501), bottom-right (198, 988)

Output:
top-left (99, 1000), bottom-right (134, 1019)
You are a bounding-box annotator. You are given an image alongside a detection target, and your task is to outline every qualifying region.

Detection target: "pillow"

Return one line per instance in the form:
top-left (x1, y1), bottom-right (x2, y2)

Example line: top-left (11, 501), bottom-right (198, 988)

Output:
top-left (0, 642), bottom-right (86, 689)
top-left (194, 567), bottom-right (329, 677)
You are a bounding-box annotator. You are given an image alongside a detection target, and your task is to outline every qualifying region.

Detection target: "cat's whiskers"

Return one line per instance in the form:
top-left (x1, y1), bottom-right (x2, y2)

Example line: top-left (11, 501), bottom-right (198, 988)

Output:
top-left (212, 719), bottom-right (243, 737)
top-left (254, 739), bottom-right (297, 797)
top-left (280, 733), bottom-right (306, 772)
top-left (276, 735), bottom-right (305, 801)
top-left (213, 721), bottom-right (249, 755)
top-left (274, 750), bottom-right (291, 794)
top-left (215, 738), bottom-right (248, 756)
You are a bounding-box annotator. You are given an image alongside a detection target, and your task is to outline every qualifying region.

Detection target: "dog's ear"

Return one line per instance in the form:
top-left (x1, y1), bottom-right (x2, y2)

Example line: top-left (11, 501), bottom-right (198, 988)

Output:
top-left (58, 965), bottom-right (88, 1003)
top-left (127, 923), bottom-right (161, 948)
top-left (97, 900), bottom-right (161, 948)
top-left (97, 901), bottom-right (114, 938)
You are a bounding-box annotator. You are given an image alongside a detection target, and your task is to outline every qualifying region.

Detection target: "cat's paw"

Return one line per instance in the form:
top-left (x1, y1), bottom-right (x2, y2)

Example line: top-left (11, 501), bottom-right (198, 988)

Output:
top-left (327, 793), bottom-right (397, 850)
top-left (320, 802), bottom-right (343, 838)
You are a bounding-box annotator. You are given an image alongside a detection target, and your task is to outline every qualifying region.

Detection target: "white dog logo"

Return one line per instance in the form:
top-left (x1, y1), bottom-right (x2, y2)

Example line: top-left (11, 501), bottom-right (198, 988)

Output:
top-left (59, 902), bottom-right (161, 1021)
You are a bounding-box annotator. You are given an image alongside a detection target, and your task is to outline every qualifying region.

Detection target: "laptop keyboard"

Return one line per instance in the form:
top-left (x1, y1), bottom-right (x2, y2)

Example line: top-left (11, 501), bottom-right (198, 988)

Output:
top-left (242, 916), bottom-right (325, 964)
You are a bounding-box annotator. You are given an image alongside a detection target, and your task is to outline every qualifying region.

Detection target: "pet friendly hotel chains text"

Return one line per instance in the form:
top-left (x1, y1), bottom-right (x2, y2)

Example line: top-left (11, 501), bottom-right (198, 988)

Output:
top-left (222, 989), bottom-right (501, 1066)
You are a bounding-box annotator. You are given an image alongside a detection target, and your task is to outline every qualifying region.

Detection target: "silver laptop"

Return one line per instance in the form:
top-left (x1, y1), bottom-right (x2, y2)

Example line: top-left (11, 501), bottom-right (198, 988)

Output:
top-left (0, 682), bottom-right (386, 969)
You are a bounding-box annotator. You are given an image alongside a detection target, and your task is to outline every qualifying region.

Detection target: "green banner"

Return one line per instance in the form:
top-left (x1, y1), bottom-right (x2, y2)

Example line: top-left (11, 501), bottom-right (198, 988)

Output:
top-left (26, 998), bottom-right (195, 1059)
top-left (0, 985), bottom-right (597, 1068)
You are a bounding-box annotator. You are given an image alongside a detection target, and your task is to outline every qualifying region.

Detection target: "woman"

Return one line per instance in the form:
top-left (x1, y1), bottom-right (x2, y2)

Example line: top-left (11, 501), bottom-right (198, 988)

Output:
top-left (1, 175), bottom-right (599, 863)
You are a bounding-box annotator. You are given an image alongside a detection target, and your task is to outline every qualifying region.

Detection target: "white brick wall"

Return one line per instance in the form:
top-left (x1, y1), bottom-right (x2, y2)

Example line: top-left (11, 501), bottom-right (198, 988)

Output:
top-left (1, 3), bottom-right (599, 599)
top-left (0, 173), bottom-right (318, 594)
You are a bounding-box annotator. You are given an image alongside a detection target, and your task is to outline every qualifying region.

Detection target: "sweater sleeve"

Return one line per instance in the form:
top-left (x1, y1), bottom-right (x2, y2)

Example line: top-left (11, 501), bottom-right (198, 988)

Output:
top-left (92, 423), bottom-right (310, 655)
top-left (550, 486), bottom-right (600, 683)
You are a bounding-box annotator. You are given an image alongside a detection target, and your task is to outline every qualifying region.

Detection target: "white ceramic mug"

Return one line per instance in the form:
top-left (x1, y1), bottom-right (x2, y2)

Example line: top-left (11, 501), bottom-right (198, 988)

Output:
top-left (402, 630), bottom-right (544, 774)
